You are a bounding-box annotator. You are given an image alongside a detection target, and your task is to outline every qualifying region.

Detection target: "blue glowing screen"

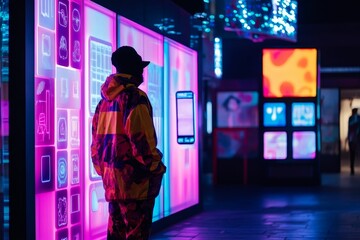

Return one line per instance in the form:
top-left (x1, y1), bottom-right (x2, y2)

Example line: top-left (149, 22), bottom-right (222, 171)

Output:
top-left (292, 102), bottom-right (315, 127)
top-left (263, 102), bottom-right (286, 127)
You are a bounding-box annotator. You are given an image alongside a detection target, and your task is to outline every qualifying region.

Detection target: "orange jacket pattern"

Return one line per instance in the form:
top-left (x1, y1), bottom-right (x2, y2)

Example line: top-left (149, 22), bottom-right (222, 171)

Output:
top-left (91, 73), bottom-right (166, 201)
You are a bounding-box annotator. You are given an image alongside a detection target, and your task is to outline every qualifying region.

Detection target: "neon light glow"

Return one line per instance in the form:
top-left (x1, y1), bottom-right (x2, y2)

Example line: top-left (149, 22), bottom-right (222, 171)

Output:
top-left (83, 3), bottom-right (116, 240)
top-left (35, 1), bottom-right (199, 239)
top-left (118, 15), bottom-right (166, 221)
top-left (165, 37), bottom-right (199, 215)
top-left (214, 37), bottom-right (222, 79)
top-left (206, 101), bottom-right (213, 134)
top-left (223, 0), bottom-right (297, 42)
top-left (263, 48), bottom-right (317, 98)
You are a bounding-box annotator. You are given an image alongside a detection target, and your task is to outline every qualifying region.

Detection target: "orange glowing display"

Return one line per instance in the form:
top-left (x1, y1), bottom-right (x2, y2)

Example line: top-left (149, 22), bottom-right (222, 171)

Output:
top-left (263, 48), bottom-right (317, 98)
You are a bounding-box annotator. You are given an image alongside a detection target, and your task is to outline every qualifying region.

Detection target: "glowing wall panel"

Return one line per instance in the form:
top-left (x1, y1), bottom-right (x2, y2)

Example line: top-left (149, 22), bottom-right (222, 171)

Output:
top-left (118, 16), bottom-right (165, 221)
top-left (84, 3), bottom-right (116, 240)
top-left (263, 48), bottom-right (317, 98)
top-left (217, 91), bottom-right (259, 127)
top-left (34, 1), bottom-right (199, 239)
top-left (35, 0), bottom-right (83, 239)
top-left (165, 37), bottom-right (199, 216)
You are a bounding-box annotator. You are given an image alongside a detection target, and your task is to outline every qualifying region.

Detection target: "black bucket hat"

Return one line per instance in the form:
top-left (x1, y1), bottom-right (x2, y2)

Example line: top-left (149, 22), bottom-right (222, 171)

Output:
top-left (111, 46), bottom-right (150, 74)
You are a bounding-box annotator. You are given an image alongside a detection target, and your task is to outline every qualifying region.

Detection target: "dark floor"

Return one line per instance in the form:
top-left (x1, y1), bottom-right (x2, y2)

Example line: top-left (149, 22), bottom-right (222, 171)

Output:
top-left (151, 170), bottom-right (360, 240)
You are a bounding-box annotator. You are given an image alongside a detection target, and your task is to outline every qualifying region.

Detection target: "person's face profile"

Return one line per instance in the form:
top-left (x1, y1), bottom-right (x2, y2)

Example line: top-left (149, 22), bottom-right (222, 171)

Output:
top-left (228, 98), bottom-right (240, 111)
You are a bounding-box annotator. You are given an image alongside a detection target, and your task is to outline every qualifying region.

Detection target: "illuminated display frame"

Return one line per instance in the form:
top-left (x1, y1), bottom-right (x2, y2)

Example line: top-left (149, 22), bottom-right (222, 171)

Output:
top-left (263, 102), bottom-right (286, 127)
top-left (216, 91), bottom-right (259, 128)
top-left (34, 1), bottom-right (200, 239)
top-left (291, 102), bottom-right (316, 127)
top-left (261, 47), bottom-right (320, 166)
top-left (263, 48), bottom-right (318, 98)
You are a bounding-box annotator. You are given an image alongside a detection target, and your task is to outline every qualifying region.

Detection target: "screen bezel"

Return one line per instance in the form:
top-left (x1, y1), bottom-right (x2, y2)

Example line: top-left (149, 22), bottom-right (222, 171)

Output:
top-left (175, 90), bottom-right (195, 144)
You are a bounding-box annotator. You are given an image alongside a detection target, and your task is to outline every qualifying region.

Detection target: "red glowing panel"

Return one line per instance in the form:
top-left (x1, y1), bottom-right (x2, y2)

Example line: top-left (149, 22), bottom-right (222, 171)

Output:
top-left (263, 48), bottom-right (317, 98)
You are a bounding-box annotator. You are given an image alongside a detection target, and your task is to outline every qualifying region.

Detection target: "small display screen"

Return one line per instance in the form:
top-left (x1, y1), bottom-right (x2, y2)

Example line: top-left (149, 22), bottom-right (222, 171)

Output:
top-left (217, 91), bottom-right (259, 127)
top-left (293, 131), bottom-right (316, 159)
top-left (263, 48), bottom-right (317, 98)
top-left (263, 102), bottom-right (286, 127)
top-left (176, 91), bottom-right (195, 144)
top-left (292, 102), bottom-right (315, 127)
top-left (263, 131), bottom-right (287, 160)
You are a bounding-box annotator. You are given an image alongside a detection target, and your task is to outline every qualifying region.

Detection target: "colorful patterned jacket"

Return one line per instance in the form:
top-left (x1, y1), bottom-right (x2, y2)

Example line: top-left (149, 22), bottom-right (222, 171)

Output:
top-left (91, 73), bottom-right (166, 201)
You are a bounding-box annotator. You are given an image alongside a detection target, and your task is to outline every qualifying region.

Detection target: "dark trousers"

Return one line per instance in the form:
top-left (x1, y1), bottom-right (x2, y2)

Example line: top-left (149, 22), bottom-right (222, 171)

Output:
top-left (107, 198), bottom-right (155, 240)
top-left (349, 144), bottom-right (356, 175)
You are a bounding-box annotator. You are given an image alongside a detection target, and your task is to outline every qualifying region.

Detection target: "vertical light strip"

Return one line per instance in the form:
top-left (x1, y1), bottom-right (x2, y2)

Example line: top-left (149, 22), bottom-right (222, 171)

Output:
top-left (206, 101), bottom-right (212, 134)
top-left (214, 37), bottom-right (222, 79)
top-left (163, 40), bottom-right (171, 213)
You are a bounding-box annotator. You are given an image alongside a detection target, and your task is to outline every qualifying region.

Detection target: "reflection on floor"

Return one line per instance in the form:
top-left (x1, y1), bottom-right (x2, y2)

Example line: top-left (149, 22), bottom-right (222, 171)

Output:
top-left (151, 172), bottom-right (360, 240)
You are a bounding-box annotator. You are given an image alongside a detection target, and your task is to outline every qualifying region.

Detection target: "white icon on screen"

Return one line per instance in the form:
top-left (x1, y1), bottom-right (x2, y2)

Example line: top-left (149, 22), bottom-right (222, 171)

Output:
top-left (42, 34), bottom-right (51, 57)
top-left (71, 153), bottom-right (79, 184)
top-left (72, 41), bottom-right (81, 63)
top-left (58, 157), bottom-right (67, 187)
top-left (41, 0), bottom-right (54, 18)
top-left (91, 185), bottom-right (107, 218)
top-left (58, 2), bottom-right (68, 27)
top-left (58, 117), bottom-right (67, 143)
top-left (41, 155), bottom-right (51, 183)
top-left (57, 197), bottom-right (68, 227)
top-left (36, 81), bottom-right (51, 142)
top-left (60, 77), bottom-right (69, 99)
top-left (72, 79), bottom-right (79, 98)
top-left (70, 116), bottom-right (79, 146)
top-left (59, 36), bottom-right (68, 60)
top-left (266, 106), bottom-right (283, 121)
top-left (72, 8), bottom-right (80, 32)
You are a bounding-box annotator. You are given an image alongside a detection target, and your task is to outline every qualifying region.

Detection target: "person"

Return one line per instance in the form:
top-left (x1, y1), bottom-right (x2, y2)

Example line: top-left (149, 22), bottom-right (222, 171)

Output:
top-left (347, 107), bottom-right (360, 175)
top-left (91, 46), bottom-right (166, 239)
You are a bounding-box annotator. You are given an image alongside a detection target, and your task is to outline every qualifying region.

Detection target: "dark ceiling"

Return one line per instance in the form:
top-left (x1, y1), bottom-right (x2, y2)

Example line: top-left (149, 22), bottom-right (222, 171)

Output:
top-left (171, 0), bottom-right (360, 25)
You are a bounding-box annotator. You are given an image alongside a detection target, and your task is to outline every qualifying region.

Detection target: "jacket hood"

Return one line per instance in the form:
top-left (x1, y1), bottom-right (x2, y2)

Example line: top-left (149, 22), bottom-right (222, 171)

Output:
top-left (101, 73), bottom-right (140, 101)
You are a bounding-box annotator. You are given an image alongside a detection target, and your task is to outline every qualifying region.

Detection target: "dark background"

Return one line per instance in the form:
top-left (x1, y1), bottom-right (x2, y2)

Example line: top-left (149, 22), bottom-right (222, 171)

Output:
top-left (171, 0), bottom-right (360, 24)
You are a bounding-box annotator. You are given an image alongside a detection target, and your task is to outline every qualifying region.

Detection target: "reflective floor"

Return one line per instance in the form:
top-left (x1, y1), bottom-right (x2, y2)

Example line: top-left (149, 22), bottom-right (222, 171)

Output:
top-left (151, 171), bottom-right (360, 240)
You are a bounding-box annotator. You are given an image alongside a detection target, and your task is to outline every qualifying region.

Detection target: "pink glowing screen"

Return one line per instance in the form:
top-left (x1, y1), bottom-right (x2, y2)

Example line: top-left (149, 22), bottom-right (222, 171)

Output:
top-left (263, 131), bottom-right (287, 160)
top-left (263, 48), bottom-right (318, 98)
top-left (165, 37), bottom-right (199, 216)
top-left (35, 2), bottom-right (199, 239)
top-left (118, 16), bottom-right (167, 221)
top-left (83, 3), bottom-right (117, 240)
top-left (292, 131), bottom-right (316, 159)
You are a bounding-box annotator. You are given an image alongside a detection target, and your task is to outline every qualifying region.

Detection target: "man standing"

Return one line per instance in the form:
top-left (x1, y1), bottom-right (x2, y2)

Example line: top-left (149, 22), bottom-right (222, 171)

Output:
top-left (347, 108), bottom-right (360, 175)
top-left (91, 46), bottom-right (166, 239)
